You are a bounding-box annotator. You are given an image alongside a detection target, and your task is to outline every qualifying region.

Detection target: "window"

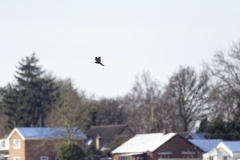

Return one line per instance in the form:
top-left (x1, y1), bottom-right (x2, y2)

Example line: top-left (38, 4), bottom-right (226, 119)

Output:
top-left (209, 157), bottom-right (213, 160)
top-left (40, 156), bottom-right (49, 160)
top-left (13, 157), bottom-right (21, 160)
top-left (181, 151), bottom-right (195, 158)
top-left (159, 154), bottom-right (171, 158)
top-left (13, 139), bottom-right (21, 149)
top-left (223, 157), bottom-right (228, 160)
top-left (136, 156), bottom-right (144, 160)
top-left (0, 140), bottom-right (5, 147)
top-left (158, 152), bottom-right (172, 159)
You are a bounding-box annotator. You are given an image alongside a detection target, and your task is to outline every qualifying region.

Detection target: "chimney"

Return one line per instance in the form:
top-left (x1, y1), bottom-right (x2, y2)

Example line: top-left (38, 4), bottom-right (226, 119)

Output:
top-left (162, 128), bottom-right (166, 135)
top-left (96, 133), bottom-right (101, 150)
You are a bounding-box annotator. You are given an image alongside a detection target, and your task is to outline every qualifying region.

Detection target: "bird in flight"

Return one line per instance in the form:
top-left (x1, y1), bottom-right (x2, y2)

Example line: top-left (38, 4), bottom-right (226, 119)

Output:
top-left (95, 57), bottom-right (104, 66)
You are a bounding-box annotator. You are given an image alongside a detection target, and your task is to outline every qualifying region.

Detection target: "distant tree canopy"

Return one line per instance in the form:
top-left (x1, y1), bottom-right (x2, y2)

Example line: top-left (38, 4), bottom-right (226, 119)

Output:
top-left (3, 53), bottom-right (58, 129)
top-left (0, 87), bottom-right (8, 135)
top-left (205, 113), bottom-right (240, 140)
top-left (91, 97), bottom-right (128, 126)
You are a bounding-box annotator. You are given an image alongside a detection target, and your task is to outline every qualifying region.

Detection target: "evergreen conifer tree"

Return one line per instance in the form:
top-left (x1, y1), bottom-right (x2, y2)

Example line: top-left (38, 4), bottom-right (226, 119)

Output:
top-left (4, 53), bottom-right (58, 128)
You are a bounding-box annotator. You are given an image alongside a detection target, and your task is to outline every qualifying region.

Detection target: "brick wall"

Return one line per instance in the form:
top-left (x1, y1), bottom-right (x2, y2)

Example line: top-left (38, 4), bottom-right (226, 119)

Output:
top-left (152, 135), bottom-right (202, 160)
top-left (112, 154), bottom-right (119, 160)
top-left (25, 139), bottom-right (85, 160)
top-left (9, 131), bottom-right (25, 160)
top-left (9, 130), bottom-right (85, 160)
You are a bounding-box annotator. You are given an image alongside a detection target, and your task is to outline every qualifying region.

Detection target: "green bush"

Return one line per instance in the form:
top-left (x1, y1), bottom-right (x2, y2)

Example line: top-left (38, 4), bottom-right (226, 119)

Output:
top-left (58, 143), bottom-right (85, 160)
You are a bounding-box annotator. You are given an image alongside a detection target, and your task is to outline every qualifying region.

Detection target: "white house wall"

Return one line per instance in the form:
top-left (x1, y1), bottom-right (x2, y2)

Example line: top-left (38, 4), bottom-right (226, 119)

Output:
top-left (0, 139), bottom-right (9, 150)
top-left (217, 143), bottom-right (233, 157)
top-left (202, 149), bottom-right (219, 160)
top-left (202, 153), bottom-right (208, 160)
top-left (233, 153), bottom-right (240, 160)
top-left (203, 154), bottom-right (234, 160)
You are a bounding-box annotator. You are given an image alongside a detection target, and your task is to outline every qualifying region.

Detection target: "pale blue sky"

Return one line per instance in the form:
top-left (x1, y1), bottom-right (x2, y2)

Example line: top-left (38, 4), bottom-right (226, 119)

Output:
top-left (1, 1), bottom-right (240, 97)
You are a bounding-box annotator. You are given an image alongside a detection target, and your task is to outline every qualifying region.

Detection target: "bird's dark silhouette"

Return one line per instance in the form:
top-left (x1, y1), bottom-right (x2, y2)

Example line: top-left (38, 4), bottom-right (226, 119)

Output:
top-left (95, 57), bottom-right (104, 66)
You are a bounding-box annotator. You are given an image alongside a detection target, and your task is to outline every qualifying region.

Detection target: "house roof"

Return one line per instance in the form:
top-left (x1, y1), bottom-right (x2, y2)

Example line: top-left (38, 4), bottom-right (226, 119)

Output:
top-left (86, 124), bottom-right (130, 149)
top-left (186, 132), bottom-right (206, 139)
top-left (8, 127), bottom-right (87, 140)
top-left (189, 139), bottom-right (223, 152)
top-left (221, 141), bottom-right (240, 152)
top-left (112, 133), bottom-right (176, 154)
top-left (86, 124), bottom-right (129, 139)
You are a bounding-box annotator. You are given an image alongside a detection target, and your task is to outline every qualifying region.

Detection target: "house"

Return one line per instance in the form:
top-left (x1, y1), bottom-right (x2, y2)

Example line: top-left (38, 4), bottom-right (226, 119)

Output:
top-left (7, 127), bottom-right (87, 160)
top-left (189, 139), bottom-right (223, 153)
top-left (112, 133), bottom-right (204, 160)
top-left (86, 124), bottom-right (134, 151)
top-left (0, 136), bottom-right (9, 160)
top-left (186, 132), bottom-right (206, 140)
top-left (203, 141), bottom-right (240, 160)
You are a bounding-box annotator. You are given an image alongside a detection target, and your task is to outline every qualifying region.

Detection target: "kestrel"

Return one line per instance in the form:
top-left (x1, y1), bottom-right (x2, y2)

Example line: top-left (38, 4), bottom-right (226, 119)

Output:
top-left (95, 57), bottom-right (104, 66)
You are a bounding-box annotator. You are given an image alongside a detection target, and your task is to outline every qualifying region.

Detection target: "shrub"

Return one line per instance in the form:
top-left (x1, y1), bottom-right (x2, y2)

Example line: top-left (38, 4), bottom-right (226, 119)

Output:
top-left (58, 142), bottom-right (85, 160)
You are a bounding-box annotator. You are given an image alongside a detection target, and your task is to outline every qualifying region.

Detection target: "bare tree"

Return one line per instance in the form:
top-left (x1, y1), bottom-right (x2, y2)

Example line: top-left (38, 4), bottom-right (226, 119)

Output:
top-left (204, 41), bottom-right (240, 121)
top-left (165, 66), bottom-right (210, 131)
top-left (160, 91), bottom-right (184, 132)
top-left (123, 71), bottom-right (174, 133)
top-left (46, 78), bottom-right (92, 141)
top-left (92, 97), bottom-right (128, 126)
top-left (207, 85), bottom-right (238, 122)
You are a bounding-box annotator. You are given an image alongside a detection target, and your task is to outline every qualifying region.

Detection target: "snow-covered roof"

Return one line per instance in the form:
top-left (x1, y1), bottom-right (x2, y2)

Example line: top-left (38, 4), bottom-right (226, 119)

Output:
top-left (186, 132), bottom-right (206, 139)
top-left (8, 127), bottom-right (87, 140)
top-left (221, 141), bottom-right (240, 152)
top-left (189, 139), bottom-right (223, 152)
top-left (112, 133), bottom-right (176, 154)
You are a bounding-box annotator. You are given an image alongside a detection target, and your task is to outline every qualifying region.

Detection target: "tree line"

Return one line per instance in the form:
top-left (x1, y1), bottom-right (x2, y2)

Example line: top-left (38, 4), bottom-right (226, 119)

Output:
top-left (1, 41), bottom-right (240, 141)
